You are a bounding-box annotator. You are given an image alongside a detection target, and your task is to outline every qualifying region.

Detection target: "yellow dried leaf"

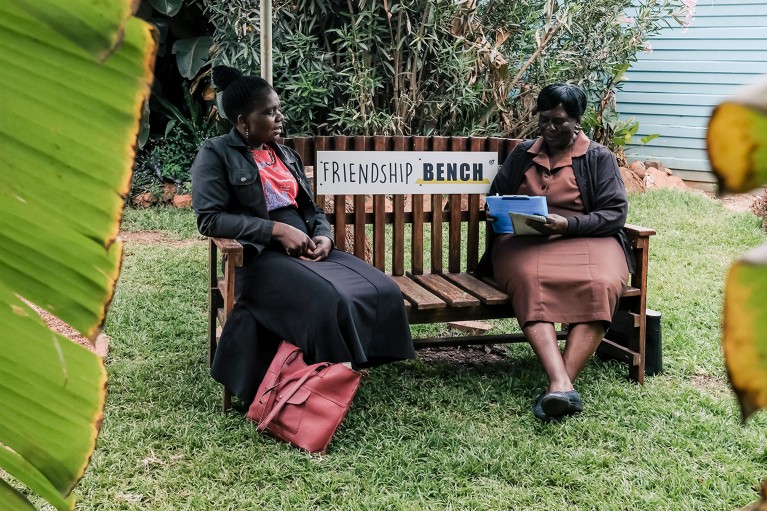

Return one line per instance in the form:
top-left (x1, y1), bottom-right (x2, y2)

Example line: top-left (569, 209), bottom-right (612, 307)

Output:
top-left (707, 78), bottom-right (767, 193)
top-left (723, 244), bottom-right (767, 421)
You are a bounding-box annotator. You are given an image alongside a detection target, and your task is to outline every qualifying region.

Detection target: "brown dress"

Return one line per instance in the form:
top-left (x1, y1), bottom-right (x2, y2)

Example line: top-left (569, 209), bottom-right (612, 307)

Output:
top-left (491, 133), bottom-right (628, 326)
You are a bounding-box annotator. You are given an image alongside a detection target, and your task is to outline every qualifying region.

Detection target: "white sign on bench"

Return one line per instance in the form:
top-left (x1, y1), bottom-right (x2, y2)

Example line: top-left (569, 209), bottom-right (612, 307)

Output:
top-left (316, 151), bottom-right (499, 195)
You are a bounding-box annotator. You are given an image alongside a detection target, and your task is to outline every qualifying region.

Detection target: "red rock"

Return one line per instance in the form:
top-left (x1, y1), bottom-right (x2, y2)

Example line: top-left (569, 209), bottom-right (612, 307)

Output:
top-left (162, 183), bottom-right (177, 202)
top-left (173, 194), bottom-right (193, 208)
top-left (667, 175), bottom-right (685, 187)
top-left (132, 192), bottom-right (156, 208)
top-left (645, 167), bottom-right (686, 190)
top-left (629, 160), bottom-right (646, 179)
top-left (643, 159), bottom-right (674, 175)
top-left (644, 160), bottom-right (663, 172)
top-left (619, 166), bottom-right (645, 193)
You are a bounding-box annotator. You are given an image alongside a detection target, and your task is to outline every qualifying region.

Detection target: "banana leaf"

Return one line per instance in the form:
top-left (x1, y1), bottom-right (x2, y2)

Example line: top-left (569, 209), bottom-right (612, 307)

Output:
top-left (708, 76), bottom-right (767, 422)
top-left (0, 1), bottom-right (156, 509)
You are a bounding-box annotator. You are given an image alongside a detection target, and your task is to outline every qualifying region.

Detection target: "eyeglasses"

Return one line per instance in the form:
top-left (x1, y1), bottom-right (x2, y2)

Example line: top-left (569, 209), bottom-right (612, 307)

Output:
top-left (538, 117), bottom-right (570, 129)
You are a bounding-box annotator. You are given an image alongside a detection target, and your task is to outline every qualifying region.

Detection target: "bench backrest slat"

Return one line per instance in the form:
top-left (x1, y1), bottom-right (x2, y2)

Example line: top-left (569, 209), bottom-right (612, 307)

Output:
top-left (431, 137), bottom-right (449, 274)
top-left (449, 137), bottom-right (468, 273)
top-left (467, 194), bottom-right (481, 272)
top-left (431, 194), bottom-right (443, 274)
top-left (411, 136), bottom-right (427, 275)
top-left (467, 137), bottom-right (486, 272)
top-left (280, 135), bottom-right (520, 275)
top-left (448, 194), bottom-right (461, 273)
top-left (331, 136), bottom-right (349, 250)
top-left (392, 136), bottom-right (407, 276)
top-left (392, 194), bottom-right (405, 276)
top-left (412, 193), bottom-right (424, 275)
top-left (313, 136), bottom-right (328, 214)
top-left (353, 195), bottom-right (366, 260)
top-left (373, 195), bottom-right (386, 270)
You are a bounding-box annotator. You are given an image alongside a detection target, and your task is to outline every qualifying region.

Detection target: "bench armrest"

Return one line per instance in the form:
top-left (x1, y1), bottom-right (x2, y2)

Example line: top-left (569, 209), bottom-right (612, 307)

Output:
top-left (623, 223), bottom-right (656, 239)
top-left (211, 237), bottom-right (244, 267)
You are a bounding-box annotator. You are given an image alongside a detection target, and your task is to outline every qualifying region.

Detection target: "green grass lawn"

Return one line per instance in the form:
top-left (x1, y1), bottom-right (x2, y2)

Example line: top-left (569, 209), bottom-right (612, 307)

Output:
top-left (77, 189), bottom-right (767, 510)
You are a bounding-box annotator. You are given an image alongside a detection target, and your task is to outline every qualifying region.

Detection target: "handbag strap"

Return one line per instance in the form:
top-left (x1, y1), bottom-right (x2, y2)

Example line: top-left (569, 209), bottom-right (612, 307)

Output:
top-left (257, 362), bottom-right (331, 432)
top-left (256, 343), bottom-right (303, 417)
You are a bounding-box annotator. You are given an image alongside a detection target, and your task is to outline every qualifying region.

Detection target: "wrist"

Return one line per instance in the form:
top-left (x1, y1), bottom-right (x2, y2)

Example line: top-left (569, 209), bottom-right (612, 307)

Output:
top-left (564, 217), bottom-right (574, 234)
top-left (271, 222), bottom-right (286, 240)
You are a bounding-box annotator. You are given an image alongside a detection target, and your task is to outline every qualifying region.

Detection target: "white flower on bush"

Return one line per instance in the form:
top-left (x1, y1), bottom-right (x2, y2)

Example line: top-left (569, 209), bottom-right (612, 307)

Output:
top-left (682, 0), bottom-right (697, 32)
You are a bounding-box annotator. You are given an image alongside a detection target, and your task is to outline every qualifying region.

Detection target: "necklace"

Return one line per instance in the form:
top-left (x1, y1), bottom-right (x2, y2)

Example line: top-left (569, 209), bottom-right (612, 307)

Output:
top-left (252, 145), bottom-right (276, 169)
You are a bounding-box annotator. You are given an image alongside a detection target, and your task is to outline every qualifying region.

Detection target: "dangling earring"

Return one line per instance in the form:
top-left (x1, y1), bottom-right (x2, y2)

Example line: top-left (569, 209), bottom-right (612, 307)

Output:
top-left (575, 124), bottom-right (581, 134)
top-left (244, 126), bottom-right (250, 147)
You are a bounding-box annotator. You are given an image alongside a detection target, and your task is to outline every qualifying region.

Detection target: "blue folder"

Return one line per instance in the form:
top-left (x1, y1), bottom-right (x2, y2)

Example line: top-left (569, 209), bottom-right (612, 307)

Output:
top-left (486, 195), bottom-right (548, 234)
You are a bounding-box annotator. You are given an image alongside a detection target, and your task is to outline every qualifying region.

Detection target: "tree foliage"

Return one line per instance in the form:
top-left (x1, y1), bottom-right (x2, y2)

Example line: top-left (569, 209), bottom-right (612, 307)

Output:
top-left (132, 0), bottom-right (687, 197)
top-left (203, 0), bottom-right (685, 141)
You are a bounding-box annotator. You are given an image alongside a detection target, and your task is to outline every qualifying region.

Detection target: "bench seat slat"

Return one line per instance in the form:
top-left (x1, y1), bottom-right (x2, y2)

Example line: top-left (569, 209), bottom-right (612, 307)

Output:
top-left (410, 273), bottom-right (480, 307)
top-left (442, 272), bottom-right (509, 305)
top-left (390, 275), bottom-right (446, 309)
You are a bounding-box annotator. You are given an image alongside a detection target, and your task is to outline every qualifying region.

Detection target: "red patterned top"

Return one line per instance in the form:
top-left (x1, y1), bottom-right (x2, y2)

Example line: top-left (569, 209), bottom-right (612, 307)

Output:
top-left (251, 146), bottom-right (298, 211)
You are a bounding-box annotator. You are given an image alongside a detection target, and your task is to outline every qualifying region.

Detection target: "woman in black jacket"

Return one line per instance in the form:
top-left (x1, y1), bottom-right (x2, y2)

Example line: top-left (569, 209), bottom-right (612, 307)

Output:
top-left (192, 66), bottom-right (414, 404)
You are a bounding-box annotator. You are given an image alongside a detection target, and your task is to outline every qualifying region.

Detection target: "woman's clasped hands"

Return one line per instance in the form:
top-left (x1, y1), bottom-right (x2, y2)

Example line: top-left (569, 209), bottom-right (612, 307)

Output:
top-left (272, 222), bottom-right (332, 261)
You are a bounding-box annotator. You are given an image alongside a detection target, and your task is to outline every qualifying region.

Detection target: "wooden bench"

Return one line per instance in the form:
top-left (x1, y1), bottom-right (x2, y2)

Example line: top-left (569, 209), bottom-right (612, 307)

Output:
top-left (207, 135), bottom-right (655, 411)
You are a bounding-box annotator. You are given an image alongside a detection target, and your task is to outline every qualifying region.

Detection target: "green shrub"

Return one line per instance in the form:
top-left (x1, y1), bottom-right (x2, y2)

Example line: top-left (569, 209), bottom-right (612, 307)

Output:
top-left (132, 0), bottom-right (689, 200)
top-left (130, 83), bottom-right (221, 201)
top-left (202, 0), bottom-right (687, 142)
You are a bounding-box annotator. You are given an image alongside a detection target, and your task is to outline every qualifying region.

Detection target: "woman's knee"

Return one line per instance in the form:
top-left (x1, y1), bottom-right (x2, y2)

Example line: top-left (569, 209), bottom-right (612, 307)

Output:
top-left (568, 321), bottom-right (606, 340)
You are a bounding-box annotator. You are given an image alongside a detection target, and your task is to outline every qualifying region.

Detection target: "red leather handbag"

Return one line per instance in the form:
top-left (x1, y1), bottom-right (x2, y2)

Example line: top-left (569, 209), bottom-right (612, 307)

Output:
top-left (246, 341), bottom-right (362, 454)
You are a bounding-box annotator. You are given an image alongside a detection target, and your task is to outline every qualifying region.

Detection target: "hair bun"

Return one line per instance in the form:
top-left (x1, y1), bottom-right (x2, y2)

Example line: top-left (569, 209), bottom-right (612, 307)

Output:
top-left (212, 66), bottom-right (243, 92)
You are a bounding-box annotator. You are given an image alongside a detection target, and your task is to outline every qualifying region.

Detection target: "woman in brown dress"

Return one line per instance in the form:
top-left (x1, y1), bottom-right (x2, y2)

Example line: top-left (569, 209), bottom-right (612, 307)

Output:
top-left (482, 83), bottom-right (632, 421)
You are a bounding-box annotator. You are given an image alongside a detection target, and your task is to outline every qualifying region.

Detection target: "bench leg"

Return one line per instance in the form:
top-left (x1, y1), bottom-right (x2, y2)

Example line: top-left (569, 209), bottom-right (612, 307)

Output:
top-left (207, 305), bottom-right (218, 368)
top-left (600, 308), bottom-right (646, 384)
top-left (222, 386), bottom-right (231, 412)
top-left (628, 362), bottom-right (644, 384)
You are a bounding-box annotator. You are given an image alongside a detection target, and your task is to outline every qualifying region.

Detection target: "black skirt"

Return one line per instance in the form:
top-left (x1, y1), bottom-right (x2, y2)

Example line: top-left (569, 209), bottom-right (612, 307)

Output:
top-left (211, 208), bottom-right (414, 403)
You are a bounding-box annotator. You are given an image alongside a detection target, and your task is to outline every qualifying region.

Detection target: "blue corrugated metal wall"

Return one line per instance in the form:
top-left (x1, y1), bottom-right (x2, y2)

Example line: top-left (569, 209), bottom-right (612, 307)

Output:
top-left (615, 0), bottom-right (767, 183)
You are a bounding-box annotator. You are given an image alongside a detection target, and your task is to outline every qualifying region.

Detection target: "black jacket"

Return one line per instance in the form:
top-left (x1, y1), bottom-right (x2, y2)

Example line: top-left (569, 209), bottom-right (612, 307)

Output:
top-left (191, 128), bottom-right (333, 255)
top-left (476, 138), bottom-right (634, 277)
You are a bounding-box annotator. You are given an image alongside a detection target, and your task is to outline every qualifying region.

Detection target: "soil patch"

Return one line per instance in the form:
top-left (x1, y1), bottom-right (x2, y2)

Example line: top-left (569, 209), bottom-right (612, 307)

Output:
top-left (417, 345), bottom-right (507, 366)
top-left (26, 229), bottom-right (199, 356)
top-left (690, 374), bottom-right (731, 400)
top-left (118, 230), bottom-right (203, 247)
top-left (26, 301), bottom-right (109, 357)
top-left (714, 192), bottom-right (762, 213)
